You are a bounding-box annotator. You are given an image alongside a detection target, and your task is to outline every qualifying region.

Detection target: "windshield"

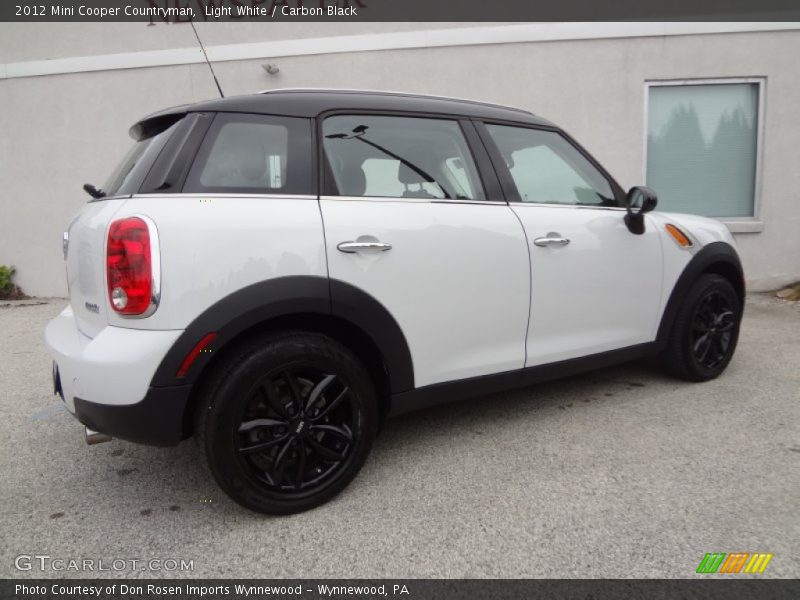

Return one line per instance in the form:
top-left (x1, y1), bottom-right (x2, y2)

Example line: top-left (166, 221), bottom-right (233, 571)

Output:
top-left (101, 118), bottom-right (181, 197)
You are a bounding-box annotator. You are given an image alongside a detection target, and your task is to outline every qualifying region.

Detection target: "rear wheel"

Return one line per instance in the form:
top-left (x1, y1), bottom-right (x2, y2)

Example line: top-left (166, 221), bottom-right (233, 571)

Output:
top-left (661, 274), bottom-right (742, 381)
top-left (196, 332), bottom-right (377, 514)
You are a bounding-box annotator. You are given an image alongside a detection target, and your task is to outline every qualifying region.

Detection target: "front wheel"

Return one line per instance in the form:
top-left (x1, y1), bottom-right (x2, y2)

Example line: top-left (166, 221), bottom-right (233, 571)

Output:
top-left (196, 332), bottom-right (378, 515)
top-left (661, 274), bottom-right (742, 381)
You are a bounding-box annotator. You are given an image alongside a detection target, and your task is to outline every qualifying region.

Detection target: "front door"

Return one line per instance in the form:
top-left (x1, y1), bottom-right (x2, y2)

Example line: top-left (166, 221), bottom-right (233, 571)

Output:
top-left (478, 122), bottom-right (663, 366)
top-left (320, 114), bottom-right (530, 388)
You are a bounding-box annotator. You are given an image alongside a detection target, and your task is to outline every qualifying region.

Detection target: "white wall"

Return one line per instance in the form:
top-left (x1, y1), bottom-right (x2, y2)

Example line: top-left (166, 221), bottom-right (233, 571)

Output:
top-left (1, 23), bottom-right (798, 296)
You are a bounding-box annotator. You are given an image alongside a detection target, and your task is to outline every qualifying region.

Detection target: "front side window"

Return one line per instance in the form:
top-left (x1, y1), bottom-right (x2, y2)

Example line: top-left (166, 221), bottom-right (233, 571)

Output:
top-left (184, 113), bottom-right (312, 194)
top-left (646, 81), bottom-right (760, 218)
top-left (485, 124), bottom-right (616, 206)
top-left (322, 115), bottom-right (485, 201)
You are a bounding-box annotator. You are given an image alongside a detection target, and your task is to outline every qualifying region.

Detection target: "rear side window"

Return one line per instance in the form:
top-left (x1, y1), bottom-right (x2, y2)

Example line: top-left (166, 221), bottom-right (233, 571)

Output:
top-left (102, 118), bottom-right (181, 197)
top-left (183, 113), bottom-right (313, 195)
top-left (322, 115), bottom-right (485, 201)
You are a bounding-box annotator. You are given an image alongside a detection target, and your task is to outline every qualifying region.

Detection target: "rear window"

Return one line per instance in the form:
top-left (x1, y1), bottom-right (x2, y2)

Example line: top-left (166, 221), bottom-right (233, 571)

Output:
top-left (102, 119), bottom-right (181, 197)
top-left (183, 113), bottom-right (313, 195)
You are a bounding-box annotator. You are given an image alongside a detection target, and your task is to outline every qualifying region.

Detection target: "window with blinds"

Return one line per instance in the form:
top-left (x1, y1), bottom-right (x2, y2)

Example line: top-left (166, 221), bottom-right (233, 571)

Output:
top-left (646, 81), bottom-right (761, 218)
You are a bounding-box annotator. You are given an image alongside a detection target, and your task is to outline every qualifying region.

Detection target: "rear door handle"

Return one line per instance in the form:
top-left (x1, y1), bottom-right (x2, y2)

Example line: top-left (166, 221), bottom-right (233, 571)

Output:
top-left (533, 234), bottom-right (570, 247)
top-left (337, 241), bottom-right (393, 253)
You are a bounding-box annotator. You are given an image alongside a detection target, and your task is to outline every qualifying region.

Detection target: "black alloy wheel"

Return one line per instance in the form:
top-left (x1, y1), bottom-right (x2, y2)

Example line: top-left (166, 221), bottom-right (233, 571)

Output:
top-left (662, 273), bottom-right (742, 381)
top-left (197, 332), bottom-right (378, 515)
top-left (235, 367), bottom-right (356, 493)
top-left (690, 290), bottom-right (736, 371)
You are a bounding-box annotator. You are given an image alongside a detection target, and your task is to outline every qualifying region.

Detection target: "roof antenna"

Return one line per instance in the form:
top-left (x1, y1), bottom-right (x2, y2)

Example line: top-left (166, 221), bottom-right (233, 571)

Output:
top-left (189, 19), bottom-right (224, 98)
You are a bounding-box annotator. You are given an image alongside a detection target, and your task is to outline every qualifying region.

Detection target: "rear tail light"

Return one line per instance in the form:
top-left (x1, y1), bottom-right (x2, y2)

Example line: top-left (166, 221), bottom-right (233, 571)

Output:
top-left (106, 216), bottom-right (160, 316)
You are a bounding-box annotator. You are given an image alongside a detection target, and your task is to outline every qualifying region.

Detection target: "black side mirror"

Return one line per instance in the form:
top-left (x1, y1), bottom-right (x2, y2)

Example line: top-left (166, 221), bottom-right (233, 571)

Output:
top-left (624, 186), bottom-right (657, 235)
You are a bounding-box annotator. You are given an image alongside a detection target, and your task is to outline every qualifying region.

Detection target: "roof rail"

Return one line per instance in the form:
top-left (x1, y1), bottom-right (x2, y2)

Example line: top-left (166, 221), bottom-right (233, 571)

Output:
top-left (256, 87), bottom-right (533, 115)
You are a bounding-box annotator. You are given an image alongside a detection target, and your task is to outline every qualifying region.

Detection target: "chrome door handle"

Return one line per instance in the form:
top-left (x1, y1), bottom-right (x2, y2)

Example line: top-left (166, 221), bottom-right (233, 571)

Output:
top-left (533, 235), bottom-right (570, 247)
top-left (337, 241), bottom-right (393, 253)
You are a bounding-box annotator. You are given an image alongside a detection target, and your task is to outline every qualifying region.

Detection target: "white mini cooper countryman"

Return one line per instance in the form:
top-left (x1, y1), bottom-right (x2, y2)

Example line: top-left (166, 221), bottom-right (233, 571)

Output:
top-left (46, 89), bottom-right (744, 514)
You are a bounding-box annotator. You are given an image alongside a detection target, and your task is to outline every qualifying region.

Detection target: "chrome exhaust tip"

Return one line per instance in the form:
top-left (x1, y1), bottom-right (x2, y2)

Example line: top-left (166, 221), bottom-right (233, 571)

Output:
top-left (85, 427), bottom-right (112, 445)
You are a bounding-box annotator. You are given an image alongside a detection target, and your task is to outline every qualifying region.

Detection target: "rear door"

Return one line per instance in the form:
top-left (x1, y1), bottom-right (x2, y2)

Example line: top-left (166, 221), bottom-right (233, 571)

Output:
top-left (477, 122), bottom-right (663, 366)
top-left (319, 114), bottom-right (530, 389)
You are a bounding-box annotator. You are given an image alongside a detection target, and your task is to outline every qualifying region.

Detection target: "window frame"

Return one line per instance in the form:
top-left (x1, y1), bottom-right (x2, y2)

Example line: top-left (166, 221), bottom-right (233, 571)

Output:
top-left (474, 119), bottom-right (627, 209)
top-left (316, 109), bottom-right (506, 205)
top-left (643, 77), bottom-right (766, 229)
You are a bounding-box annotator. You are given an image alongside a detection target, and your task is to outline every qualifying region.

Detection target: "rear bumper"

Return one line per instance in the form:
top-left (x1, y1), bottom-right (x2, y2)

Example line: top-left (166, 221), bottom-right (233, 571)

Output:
top-left (74, 386), bottom-right (191, 446)
top-left (45, 305), bottom-right (187, 445)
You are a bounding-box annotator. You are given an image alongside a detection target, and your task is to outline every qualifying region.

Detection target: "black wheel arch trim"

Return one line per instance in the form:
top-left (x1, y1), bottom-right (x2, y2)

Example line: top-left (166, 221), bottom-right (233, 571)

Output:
top-left (656, 241), bottom-right (745, 343)
top-left (150, 276), bottom-right (415, 395)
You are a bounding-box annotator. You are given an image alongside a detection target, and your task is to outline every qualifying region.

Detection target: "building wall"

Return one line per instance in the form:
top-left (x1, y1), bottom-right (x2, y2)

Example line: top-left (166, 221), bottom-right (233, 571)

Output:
top-left (1, 23), bottom-right (798, 296)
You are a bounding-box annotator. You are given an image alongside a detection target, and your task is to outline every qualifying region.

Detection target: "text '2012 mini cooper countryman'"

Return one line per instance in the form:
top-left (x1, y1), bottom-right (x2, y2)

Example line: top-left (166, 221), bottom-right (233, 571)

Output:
top-left (46, 89), bottom-right (744, 514)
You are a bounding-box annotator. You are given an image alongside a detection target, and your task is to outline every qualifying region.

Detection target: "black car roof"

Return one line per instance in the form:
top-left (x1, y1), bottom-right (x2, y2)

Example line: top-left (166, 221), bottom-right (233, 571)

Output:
top-left (132, 89), bottom-right (553, 138)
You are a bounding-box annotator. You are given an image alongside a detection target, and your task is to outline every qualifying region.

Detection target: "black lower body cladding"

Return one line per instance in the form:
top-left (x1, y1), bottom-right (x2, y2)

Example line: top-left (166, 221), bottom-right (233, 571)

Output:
top-left (73, 385), bottom-right (190, 446)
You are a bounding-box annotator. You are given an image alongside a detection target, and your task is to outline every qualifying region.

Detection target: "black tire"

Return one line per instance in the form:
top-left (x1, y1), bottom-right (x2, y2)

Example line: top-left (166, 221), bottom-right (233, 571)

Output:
top-left (196, 332), bottom-right (378, 515)
top-left (661, 274), bottom-right (742, 382)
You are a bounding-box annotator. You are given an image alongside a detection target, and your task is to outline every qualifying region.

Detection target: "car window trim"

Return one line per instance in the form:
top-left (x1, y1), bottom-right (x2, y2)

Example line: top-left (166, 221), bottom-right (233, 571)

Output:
top-left (459, 119), bottom-right (507, 203)
top-left (132, 193), bottom-right (319, 200)
top-left (473, 119), bottom-right (626, 207)
top-left (316, 109), bottom-right (506, 205)
top-left (87, 193), bottom-right (133, 203)
top-left (319, 195), bottom-right (506, 206)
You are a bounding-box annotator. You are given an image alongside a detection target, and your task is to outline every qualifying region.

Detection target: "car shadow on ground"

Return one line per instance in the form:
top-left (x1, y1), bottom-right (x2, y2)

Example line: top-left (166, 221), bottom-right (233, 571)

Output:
top-left (380, 360), bottom-right (675, 441)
